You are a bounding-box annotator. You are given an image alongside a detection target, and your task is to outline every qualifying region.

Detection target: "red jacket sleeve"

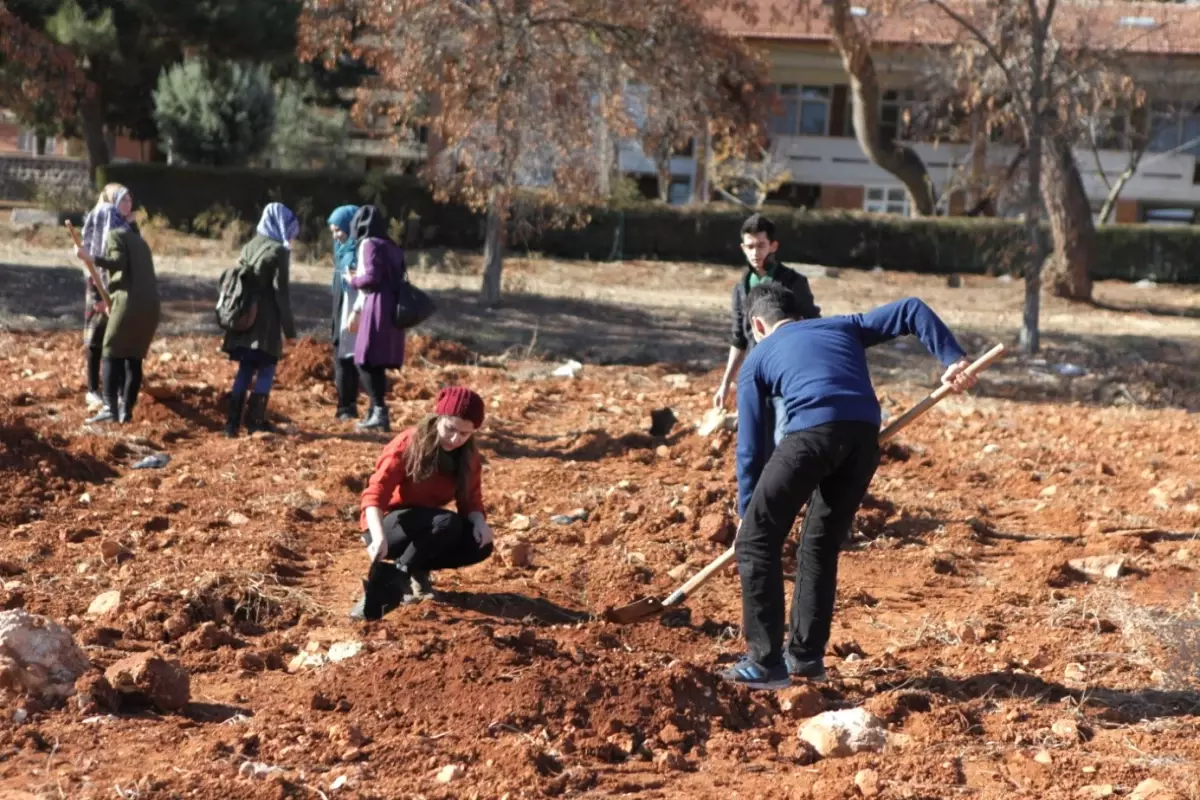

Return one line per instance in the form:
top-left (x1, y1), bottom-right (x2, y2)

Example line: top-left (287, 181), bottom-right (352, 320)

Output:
top-left (360, 429), bottom-right (413, 529)
top-left (455, 452), bottom-right (485, 519)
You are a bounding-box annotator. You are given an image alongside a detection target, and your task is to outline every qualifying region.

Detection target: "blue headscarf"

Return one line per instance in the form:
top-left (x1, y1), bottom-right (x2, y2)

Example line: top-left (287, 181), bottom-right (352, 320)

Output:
top-left (256, 202), bottom-right (299, 247)
top-left (328, 205), bottom-right (359, 272)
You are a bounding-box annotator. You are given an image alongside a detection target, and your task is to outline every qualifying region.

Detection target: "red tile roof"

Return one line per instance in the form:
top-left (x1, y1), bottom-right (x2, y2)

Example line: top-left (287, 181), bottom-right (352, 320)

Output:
top-left (709, 1), bottom-right (1200, 57)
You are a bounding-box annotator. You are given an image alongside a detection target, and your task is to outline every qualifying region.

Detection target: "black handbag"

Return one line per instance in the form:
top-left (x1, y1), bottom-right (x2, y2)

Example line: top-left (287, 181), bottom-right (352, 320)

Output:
top-left (392, 275), bottom-right (437, 329)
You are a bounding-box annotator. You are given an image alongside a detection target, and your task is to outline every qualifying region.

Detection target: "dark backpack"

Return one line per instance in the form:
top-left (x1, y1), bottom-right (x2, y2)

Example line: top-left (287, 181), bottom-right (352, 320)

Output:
top-left (215, 262), bottom-right (259, 332)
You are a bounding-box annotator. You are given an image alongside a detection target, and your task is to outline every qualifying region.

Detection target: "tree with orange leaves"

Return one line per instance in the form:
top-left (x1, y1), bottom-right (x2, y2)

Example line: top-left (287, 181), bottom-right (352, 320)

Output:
top-left (299, 0), bottom-right (768, 305)
top-left (0, 2), bottom-right (88, 141)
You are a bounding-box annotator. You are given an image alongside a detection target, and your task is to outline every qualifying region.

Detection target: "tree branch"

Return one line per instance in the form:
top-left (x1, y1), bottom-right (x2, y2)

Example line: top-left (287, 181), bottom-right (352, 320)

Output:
top-left (927, 0), bottom-right (1027, 110)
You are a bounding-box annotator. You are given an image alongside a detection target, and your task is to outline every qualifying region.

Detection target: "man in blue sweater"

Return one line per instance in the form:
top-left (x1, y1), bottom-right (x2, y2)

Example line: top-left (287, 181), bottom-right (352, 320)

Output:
top-left (722, 284), bottom-right (977, 690)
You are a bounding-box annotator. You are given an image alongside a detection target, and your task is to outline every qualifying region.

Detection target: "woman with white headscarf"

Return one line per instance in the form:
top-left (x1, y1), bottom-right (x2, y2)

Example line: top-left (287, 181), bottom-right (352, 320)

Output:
top-left (72, 198), bottom-right (160, 425)
top-left (79, 183), bottom-right (135, 410)
top-left (221, 202), bottom-right (299, 437)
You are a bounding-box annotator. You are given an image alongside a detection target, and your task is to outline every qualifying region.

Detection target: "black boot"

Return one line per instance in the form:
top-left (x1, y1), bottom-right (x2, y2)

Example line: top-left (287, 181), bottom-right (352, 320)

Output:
top-left (225, 391), bottom-right (247, 438)
top-left (86, 405), bottom-right (117, 424)
top-left (349, 561), bottom-right (407, 621)
top-left (245, 392), bottom-right (276, 434)
top-left (356, 405), bottom-right (390, 432)
top-left (336, 405), bottom-right (357, 421)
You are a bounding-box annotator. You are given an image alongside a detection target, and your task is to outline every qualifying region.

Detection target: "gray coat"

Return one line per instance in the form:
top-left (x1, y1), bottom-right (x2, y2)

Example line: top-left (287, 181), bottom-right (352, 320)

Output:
top-left (222, 234), bottom-right (296, 360)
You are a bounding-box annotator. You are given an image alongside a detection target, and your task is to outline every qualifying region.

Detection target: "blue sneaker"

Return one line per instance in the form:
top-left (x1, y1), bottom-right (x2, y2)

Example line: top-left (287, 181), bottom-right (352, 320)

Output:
top-left (784, 652), bottom-right (828, 682)
top-left (718, 657), bottom-right (791, 690)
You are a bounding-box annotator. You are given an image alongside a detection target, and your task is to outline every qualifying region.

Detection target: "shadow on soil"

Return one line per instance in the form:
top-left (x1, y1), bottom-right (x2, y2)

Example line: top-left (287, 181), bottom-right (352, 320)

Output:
top-left (436, 590), bottom-right (591, 625)
top-left (904, 671), bottom-right (1200, 723)
top-left (3, 263), bottom-right (1198, 409)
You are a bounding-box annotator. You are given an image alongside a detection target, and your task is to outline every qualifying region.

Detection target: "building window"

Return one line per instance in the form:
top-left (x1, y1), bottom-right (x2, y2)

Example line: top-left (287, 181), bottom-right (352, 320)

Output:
top-left (768, 85), bottom-right (831, 137)
top-left (879, 89), bottom-right (919, 143)
top-left (1147, 101), bottom-right (1200, 156)
top-left (864, 186), bottom-right (911, 216)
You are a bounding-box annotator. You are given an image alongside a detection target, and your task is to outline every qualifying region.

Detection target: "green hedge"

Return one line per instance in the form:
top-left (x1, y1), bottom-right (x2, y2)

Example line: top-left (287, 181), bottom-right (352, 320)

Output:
top-left (97, 162), bottom-right (482, 248)
top-left (98, 164), bottom-right (1200, 283)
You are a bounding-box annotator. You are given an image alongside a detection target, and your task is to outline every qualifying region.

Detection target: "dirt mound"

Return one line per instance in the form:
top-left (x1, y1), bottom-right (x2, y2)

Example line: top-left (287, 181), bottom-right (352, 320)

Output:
top-left (409, 334), bottom-right (475, 365)
top-left (275, 336), bottom-right (333, 386)
top-left (0, 411), bottom-right (118, 523)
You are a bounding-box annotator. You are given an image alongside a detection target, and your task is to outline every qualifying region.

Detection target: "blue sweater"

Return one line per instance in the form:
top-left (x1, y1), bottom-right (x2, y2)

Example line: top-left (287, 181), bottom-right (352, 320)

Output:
top-left (735, 297), bottom-right (967, 516)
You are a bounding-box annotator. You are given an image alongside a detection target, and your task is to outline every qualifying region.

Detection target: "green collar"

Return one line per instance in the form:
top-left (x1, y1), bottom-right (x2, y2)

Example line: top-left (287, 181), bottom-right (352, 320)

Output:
top-left (745, 258), bottom-right (780, 291)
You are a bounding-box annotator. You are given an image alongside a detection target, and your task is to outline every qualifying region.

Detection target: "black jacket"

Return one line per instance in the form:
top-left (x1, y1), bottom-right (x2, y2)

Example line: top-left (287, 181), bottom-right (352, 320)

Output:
top-left (730, 259), bottom-right (820, 351)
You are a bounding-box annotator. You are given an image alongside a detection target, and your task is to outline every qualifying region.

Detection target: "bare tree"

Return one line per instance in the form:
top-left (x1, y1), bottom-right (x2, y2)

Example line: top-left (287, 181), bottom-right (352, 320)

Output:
top-left (708, 140), bottom-right (793, 208)
top-left (300, 0), bottom-right (766, 306)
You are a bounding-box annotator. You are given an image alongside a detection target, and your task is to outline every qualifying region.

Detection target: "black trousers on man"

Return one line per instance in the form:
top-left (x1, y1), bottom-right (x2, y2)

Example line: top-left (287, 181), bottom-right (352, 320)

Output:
top-left (736, 421), bottom-right (880, 667)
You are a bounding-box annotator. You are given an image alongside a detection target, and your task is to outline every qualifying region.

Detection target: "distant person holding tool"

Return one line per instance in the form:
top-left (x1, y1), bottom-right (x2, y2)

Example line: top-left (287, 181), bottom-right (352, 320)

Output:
top-left (722, 283), bottom-right (975, 690)
top-left (714, 214), bottom-right (820, 448)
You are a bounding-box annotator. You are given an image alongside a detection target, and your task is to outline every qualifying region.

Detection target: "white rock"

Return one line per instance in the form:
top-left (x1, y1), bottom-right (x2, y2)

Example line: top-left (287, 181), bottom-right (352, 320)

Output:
top-left (227, 512), bottom-right (251, 527)
top-left (798, 707), bottom-right (887, 758)
top-left (662, 374), bottom-right (690, 389)
top-left (327, 641), bottom-right (365, 663)
top-left (238, 761), bottom-right (282, 780)
top-left (86, 590), bottom-right (121, 617)
top-left (0, 610), bottom-right (90, 702)
top-left (854, 768), bottom-right (881, 797)
top-left (1131, 778), bottom-right (1173, 800)
top-left (509, 514), bottom-right (533, 532)
top-left (1068, 556), bottom-right (1127, 580)
top-left (982, 444), bottom-right (1001, 454)
top-left (436, 764), bottom-right (465, 783)
top-left (331, 775), bottom-right (349, 791)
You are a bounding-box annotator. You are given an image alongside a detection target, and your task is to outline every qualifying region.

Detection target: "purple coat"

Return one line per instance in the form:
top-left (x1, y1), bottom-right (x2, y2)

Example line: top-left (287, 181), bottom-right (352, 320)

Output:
top-left (351, 238), bottom-right (407, 368)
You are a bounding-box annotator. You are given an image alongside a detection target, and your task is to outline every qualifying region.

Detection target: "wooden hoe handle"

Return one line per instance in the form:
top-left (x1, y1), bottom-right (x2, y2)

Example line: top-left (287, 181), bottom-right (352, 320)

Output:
top-left (65, 221), bottom-right (112, 306)
top-left (662, 343), bottom-right (1008, 609)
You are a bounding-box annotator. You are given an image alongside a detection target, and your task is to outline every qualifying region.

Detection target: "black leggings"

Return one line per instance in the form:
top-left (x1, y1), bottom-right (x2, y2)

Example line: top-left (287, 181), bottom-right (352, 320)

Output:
top-left (333, 356), bottom-right (359, 410)
top-left (87, 347), bottom-right (102, 394)
top-left (366, 507), bottom-right (492, 572)
top-left (102, 357), bottom-right (144, 414)
top-left (360, 365), bottom-right (388, 408)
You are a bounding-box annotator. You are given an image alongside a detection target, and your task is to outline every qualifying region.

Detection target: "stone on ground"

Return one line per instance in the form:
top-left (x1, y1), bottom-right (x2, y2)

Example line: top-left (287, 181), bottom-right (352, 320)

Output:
top-left (104, 652), bottom-right (190, 712)
top-left (798, 708), bottom-right (887, 758)
top-left (0, 609), bottom-right (90, 702)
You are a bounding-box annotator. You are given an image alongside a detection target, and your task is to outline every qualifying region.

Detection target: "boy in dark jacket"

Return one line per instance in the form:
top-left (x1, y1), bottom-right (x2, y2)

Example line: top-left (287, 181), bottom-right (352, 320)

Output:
top-left (721, 283), bottom-right (976, 690)
top-left (713, 213), bottom-right (820, 412)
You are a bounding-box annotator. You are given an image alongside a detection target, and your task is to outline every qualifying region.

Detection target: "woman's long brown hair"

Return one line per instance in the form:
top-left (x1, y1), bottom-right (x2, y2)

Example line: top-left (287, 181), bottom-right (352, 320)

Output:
top-left (403, 415), bottom-right (476, 492)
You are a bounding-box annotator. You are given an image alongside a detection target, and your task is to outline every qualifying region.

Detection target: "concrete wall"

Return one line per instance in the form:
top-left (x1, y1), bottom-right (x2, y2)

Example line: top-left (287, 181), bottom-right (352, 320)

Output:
top-left (0, 155), bottom-right (90, 204)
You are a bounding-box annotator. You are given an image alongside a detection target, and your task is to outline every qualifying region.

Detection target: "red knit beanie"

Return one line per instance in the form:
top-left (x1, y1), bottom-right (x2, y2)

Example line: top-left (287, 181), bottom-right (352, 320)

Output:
top-left (435, 386), bottom-right (485, 428)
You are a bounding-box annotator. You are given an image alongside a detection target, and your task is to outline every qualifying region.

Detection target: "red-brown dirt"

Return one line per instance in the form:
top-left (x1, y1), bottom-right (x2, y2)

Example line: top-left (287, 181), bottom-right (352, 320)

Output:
top-left (1, 327), bottom-right (1198, 799)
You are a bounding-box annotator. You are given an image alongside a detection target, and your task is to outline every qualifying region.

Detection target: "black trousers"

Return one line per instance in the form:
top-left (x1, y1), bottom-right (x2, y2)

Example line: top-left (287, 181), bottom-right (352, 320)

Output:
top-left (365, 507), bottom-right (493, 572)
top-left (333, 356), bottom-right (359, 411)
top-left (102, 357), bottom-right (144, 415)
top-left (87, 346), bottom-right (103, 394)
top-left (736, 421), bottom-right (880, 666)
top-left (360, 364), bottom-right (388, 408)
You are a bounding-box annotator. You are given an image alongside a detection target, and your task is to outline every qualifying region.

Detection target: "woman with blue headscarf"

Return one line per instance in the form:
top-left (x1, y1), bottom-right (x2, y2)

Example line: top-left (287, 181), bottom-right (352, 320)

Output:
top-left (328, 205), bottom-right (361, 420)
top-left (221, 202), bottom-right (299, 437)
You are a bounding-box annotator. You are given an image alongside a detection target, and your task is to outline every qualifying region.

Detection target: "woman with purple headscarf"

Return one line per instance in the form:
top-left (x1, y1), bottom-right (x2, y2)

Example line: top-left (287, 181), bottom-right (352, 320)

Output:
top-left (221, 202), bottom-right (299, 437)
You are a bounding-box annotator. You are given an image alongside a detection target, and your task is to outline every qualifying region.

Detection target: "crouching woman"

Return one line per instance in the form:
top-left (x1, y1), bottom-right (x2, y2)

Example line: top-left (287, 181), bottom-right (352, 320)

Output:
top-left (351, 387), bottom-right (493, 620)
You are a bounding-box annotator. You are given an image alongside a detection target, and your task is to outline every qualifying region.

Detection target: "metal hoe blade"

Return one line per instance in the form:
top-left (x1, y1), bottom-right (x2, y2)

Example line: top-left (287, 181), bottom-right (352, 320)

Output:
top-left (602, 596), bottom-right (665, 624)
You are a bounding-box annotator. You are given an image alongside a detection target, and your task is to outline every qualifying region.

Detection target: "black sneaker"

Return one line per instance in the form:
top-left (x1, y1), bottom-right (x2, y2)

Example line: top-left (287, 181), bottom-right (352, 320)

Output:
top-left (784, 652), bottom-right (828, 682)
top-left (718, 656), bottom-right (791, 691)
top-left (350, 562), bottom-right (407, 621)
top-left (335, 406), bottom-right (357, 421)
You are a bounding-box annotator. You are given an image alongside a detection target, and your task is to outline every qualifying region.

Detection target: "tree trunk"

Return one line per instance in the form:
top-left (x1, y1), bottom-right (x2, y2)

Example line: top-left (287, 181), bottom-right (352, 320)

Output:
top-left (1040, 139), bottom-right (1095, 301)
top-left (656, 153), bottom-right (672, 203)
top-left (692, 124), bottom-right (711, 204)
top-left (34, 133), bottom-right (47, 156)
top-left (80, 91), bottom-right (109, 184)
top-left (829, 0), bottom-right (936, 216)
top-left (480, 196), bottom-right (506, 306)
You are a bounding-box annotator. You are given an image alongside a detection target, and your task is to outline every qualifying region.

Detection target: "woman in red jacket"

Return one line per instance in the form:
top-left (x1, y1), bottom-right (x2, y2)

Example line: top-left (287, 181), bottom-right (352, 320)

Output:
top-left (350, 386), bottom-right (493, 620)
